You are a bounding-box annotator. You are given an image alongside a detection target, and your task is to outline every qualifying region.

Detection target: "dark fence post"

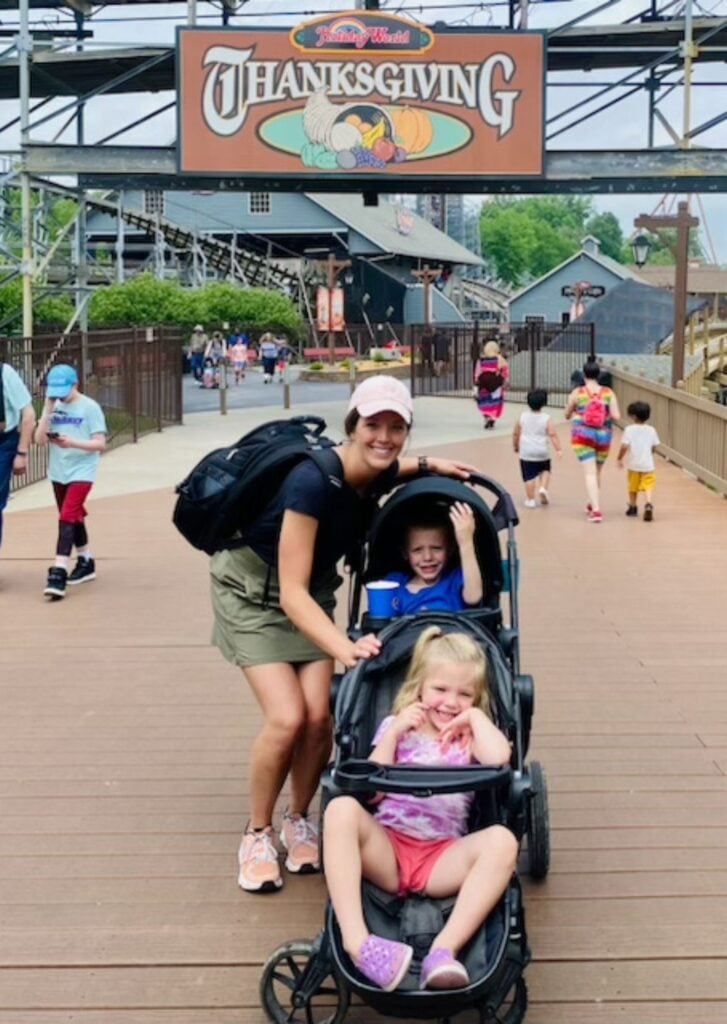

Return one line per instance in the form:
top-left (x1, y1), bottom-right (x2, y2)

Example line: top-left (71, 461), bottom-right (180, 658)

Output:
top-left (155, 328), bottom-right (163, 432)
top-left (406, 324), bottom-right (415, 397)
top-left (131, 328), bottom-right (139, 443)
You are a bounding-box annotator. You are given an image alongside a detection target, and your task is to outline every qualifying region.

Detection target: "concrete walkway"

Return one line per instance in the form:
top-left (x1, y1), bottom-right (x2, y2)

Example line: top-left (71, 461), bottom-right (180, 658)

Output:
top-left (1, 392), bottom-right (726, 1022)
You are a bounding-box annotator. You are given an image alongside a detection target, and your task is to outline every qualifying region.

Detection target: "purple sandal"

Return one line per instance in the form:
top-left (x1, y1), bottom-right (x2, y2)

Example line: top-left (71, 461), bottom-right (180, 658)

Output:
top-left (420, 948), bottom-right (470, 989)
top-left (355, 935), bottom-right (413, 992)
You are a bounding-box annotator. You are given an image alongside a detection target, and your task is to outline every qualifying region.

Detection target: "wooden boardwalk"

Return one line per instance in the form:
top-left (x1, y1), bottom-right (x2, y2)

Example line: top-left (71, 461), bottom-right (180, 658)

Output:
top-left (1, 423), bottom-right (726, 1022)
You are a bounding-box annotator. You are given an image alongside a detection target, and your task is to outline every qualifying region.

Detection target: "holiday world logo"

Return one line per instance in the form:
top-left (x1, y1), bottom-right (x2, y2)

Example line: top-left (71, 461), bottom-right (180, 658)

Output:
top-left (289, 11), bottom-right (433, 54)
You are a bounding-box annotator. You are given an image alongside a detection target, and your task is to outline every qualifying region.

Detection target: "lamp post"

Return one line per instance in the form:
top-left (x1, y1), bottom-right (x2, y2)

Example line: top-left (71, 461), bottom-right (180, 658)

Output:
top-left (633, 201), bottom-right (699, 388)
top-left (314, 253), bottom-right (352, 365)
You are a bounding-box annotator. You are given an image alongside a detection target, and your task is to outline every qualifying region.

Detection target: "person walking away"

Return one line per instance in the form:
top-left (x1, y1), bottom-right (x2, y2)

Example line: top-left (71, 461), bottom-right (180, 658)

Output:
top-left (564, 360), bottom-right (620, 524)
top-left (259, 332), bottom-right (278, 384)
top-left (275, 337), bottom-right (292, 383)
top-left (205, 332), bottom-right (225, 366)
top-left (433, 328), bottom-right (450, 377)
top-left (189, 325), bottom-right (208, 381)
top-left (323, 627), bottom-right (517, 991)
top-left (35, 365), bottom-right (107, 600)
top-left (385, 503), bottom-right (483, 614)
top-left (208, 375), bottom-right (475, 893)
top-left (513, 388), bottom-right (562, 508)
top-left (617, 401), bottom-right (659, 521)
top-left (474, 341), bottom-right (509, 429)
top-left (0, 360), bottom-right (35, 555)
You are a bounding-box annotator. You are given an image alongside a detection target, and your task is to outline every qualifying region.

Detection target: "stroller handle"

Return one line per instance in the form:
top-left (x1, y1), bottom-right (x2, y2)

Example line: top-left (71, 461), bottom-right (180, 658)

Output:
top-left (332, 759), bottom-right (511, 796)
top-left (466, 472), bottom-right (519, 527)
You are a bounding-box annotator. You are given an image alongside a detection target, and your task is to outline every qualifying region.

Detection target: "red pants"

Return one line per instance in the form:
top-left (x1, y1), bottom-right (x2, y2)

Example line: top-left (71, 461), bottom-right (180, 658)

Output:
top-left (52, 481), bottom-right (93, 523)
top-left (384, 828), bottom-right (456, 896)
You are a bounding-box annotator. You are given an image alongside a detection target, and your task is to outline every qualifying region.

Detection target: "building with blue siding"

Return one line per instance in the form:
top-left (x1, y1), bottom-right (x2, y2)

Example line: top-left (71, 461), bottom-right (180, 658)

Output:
top-left (508, 236), bottom-right (640, 324)
top-left (85, 189), bottom-right (482, 327)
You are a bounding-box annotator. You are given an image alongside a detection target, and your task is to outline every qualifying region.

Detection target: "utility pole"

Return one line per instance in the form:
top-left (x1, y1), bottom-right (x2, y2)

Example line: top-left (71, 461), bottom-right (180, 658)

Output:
top-left (634, 201), bottom-right (699, 388)
top-left (18, 0), bottom-right (33, 339)
top-left (412, 264), bottom-right (442, 326)
top-left (314, 253), bottom-right (351, 365)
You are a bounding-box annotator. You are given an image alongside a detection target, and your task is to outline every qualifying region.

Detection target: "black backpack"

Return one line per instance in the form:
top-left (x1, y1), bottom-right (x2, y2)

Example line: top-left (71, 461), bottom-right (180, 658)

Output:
top-left (172, 415), bottom-right (339, 555)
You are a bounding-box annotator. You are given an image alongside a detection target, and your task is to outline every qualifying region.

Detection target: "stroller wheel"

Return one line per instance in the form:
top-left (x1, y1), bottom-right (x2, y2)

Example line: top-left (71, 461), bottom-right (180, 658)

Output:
top-left (526, 761), bottom-right (550, 880)
top-left (480, 976), bottom-right (528, 1023)
top-left (260, 937), bottom-right (350, 1024)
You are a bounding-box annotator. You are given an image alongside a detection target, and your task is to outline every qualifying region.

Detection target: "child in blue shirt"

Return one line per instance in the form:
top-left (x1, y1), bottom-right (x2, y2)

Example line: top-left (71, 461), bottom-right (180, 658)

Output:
top-left (385, 502), bottom-right (483, 615)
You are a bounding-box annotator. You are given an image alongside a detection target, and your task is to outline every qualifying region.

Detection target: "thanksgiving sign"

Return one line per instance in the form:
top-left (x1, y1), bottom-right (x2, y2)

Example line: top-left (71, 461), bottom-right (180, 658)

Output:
top-left (177, 11), bottom-right (544, 179)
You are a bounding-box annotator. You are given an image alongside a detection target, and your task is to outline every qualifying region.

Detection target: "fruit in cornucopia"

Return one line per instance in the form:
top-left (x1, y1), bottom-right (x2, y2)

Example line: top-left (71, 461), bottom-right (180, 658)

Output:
top-left (390, 106), bottom-right (433, 155)
top-left (372, 137), bottom-right (397, 163)
top-left (361, 120), bottom-right (386, 150)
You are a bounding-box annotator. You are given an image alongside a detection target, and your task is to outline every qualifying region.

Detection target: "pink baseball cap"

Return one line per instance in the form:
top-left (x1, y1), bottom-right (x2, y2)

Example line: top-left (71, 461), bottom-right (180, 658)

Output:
top-left (348, 375), bottom-right (413, 425)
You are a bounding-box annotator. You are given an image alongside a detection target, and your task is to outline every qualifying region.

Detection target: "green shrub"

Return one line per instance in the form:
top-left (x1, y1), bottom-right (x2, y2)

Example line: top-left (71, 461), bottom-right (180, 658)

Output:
top-left (371, 350), bottom-right (386, 362)
top-left (88, 274), bottom-right (304, 338)
top-left (309, 361), bottom-right (324, 371)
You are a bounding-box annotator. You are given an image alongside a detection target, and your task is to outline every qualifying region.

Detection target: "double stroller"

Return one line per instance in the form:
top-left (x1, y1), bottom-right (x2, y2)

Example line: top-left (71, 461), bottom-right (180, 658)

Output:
top-left (261, 472), bottom-right (549, 1024)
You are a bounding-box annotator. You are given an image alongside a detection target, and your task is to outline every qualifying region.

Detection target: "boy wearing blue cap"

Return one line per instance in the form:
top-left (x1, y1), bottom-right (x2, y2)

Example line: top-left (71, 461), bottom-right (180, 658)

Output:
top-left (35, 365), bottom-right (107, 600)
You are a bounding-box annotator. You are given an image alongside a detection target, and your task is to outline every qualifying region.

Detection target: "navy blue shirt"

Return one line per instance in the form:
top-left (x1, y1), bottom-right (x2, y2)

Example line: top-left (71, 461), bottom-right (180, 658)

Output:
top-left (244, 451), bottom-right (399, 583)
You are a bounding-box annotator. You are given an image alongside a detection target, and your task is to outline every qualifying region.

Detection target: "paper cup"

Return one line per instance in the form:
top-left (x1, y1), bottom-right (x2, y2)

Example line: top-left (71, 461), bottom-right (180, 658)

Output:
top-left (365, 580), bottom-right (398, 619)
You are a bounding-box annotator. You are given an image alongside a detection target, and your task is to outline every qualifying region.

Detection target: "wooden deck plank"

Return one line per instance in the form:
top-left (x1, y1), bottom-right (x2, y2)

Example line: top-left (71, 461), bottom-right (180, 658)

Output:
top-left (2, 427), bottom-right (727, 1022)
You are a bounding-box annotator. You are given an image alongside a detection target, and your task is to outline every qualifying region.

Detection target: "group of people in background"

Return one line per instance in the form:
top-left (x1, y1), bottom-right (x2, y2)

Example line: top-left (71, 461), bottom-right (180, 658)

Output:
top-left (187, 325), bottom-right (292, 388)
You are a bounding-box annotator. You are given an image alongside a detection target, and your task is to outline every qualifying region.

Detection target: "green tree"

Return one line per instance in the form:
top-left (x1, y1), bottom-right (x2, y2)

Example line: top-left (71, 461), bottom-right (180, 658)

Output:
top-left (479, 197), bottom-right (593, 287)
top-left (586, 211), bottom-right (624, 262)
top-left (0, 279), bottom-right (74, 330)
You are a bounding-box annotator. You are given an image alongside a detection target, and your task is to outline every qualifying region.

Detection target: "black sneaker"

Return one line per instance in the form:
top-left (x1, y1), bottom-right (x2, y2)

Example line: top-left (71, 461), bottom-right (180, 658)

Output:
top-left (643, 504), bottom-right (654, 522)
top-left (68, 557), bottom-right (96, 586)
top-left (44, 566), bottom-right (68, 600)
top-left (625, 505), bottom-right (638, 517)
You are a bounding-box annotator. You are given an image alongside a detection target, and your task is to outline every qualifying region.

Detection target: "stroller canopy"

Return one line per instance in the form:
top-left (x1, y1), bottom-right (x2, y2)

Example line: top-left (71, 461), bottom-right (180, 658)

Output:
top-left (365, 476), bottom-right (514, 606)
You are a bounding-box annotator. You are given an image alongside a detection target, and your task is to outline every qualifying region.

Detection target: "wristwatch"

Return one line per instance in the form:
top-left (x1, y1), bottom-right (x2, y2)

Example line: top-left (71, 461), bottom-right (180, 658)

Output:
top-left (418, 455), bottom-right (429, 473)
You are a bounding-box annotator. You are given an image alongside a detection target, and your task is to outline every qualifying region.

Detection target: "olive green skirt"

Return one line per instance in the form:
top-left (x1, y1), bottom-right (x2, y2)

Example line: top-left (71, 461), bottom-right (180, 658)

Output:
top-left (209, 545), bottom-right (341, 668)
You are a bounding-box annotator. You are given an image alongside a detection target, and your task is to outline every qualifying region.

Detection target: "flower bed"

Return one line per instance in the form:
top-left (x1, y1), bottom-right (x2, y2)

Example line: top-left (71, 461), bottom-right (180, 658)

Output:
top-left (299, 359), bottom-right (411, 383)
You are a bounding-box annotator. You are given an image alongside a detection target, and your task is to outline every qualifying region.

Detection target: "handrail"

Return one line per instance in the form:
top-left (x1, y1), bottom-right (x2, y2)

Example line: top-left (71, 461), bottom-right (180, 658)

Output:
top-left (609, 366), bottom-right (727, 495)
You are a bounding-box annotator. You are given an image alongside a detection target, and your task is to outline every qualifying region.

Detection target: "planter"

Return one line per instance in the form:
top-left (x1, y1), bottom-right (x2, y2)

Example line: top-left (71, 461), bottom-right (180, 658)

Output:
top-left (299, 360), bottom-right (411, 384)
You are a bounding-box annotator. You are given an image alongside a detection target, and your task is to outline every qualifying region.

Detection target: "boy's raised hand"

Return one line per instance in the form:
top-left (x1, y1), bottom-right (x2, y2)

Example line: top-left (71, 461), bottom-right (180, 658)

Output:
top-left (449, 501), bottom-right (475, 545)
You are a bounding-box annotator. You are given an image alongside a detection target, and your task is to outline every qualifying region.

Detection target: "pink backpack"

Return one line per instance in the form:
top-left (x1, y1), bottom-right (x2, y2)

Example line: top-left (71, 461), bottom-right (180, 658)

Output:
top-left (582, 387), bottom-right (608, 428)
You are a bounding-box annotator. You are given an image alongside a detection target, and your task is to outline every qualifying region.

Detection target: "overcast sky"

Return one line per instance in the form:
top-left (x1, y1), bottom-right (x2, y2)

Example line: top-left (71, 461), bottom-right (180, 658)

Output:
top-left (4, 0), bottom-right (727, 260)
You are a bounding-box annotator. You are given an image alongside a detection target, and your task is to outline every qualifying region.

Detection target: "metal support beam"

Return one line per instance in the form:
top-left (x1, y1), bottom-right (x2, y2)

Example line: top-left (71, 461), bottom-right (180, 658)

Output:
top-left (18, 0), bottom-right (32, 338)
top-left (23, 144), bottom-right (727, 195)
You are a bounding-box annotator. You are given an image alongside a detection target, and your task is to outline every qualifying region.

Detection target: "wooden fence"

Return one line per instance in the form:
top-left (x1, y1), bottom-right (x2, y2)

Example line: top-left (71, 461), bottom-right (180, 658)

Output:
top-left (610, 367), bottom-right (727, 495)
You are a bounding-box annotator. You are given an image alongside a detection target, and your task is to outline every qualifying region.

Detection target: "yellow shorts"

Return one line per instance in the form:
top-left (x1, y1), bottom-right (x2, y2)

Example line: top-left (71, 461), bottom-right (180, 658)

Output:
top-left (628, 470), bottom-right (655, 493)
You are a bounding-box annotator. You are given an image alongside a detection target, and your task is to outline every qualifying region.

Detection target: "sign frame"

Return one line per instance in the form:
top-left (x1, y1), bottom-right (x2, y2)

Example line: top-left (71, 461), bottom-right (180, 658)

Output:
top-left (176, 15), bottom-right (546, 192)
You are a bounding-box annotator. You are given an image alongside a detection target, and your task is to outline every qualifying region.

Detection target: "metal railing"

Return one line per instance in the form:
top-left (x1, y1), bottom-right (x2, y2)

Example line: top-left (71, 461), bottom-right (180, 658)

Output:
top-left (610, 367), bottom-right (727, 496)
top-left (2, 327), bottom-right (183, 491)
top-left (406, 321), bottom-right (596, 400)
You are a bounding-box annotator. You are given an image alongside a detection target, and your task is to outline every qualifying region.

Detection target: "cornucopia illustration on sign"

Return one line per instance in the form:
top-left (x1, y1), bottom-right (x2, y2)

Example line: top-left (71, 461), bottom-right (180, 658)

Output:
top-left (258, 90), bottom-right (471, 170)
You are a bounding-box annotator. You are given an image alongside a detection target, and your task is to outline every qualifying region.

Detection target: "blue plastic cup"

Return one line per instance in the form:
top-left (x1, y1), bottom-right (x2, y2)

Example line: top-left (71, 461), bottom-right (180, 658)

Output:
top-left (365, 580), bottom-right (398, 619)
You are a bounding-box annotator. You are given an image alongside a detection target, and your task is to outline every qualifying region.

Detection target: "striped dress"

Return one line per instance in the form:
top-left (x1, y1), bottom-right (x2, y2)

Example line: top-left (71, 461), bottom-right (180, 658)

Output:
top-left (474, 357), bottom-right (509, 421)
top-left (570, 386), bottom-right (615, 463)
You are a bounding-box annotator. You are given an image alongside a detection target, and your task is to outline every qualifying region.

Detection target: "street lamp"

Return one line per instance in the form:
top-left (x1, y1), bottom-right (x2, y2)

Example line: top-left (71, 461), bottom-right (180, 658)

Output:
top-left (634, 201), bottom-right (699, 387)
top-left (631, 232), bottom-right (652, 269)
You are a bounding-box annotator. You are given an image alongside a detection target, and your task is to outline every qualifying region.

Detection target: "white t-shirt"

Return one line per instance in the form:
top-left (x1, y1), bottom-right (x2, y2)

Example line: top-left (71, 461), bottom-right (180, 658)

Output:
top-left (622, 423), bottom-right (660, 472)
top-left (518, 410), bottom-right (550, 461)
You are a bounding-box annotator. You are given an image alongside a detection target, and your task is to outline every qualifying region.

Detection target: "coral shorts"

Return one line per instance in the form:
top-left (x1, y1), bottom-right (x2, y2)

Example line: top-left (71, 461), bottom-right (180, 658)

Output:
top-left (384, 828), bottom-right (456, 896)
